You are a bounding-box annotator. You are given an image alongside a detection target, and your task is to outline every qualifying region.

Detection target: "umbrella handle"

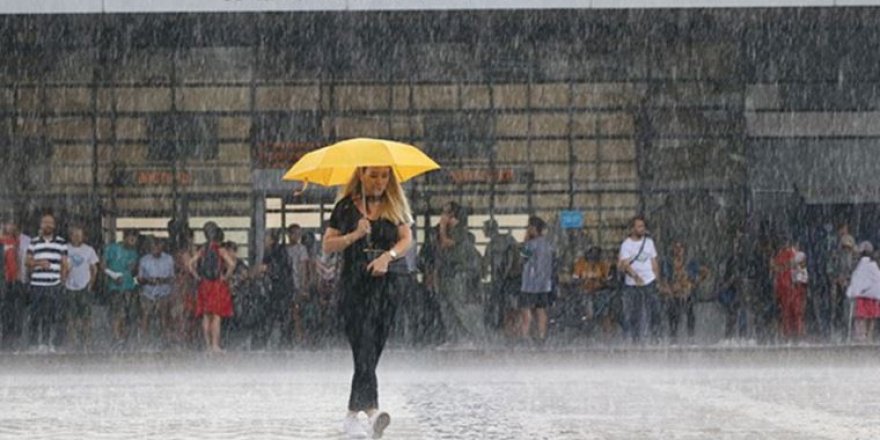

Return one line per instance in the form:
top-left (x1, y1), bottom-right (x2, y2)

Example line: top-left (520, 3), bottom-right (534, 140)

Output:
top-left (292, 181), bottom-right (309, 197)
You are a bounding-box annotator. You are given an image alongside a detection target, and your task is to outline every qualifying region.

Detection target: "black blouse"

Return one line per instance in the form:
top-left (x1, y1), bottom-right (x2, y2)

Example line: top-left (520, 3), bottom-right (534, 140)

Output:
top-left (327, 197), bottom-right (406, 277)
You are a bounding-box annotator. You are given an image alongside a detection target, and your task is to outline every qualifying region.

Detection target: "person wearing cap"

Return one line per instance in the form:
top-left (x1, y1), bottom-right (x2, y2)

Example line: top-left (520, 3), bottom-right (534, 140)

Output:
top-left (771, 237), bottom-right (806, 340)
top-left (827, 230), bottom-right (857, 340)
top-left (846, 241), bottom-right (880, 342)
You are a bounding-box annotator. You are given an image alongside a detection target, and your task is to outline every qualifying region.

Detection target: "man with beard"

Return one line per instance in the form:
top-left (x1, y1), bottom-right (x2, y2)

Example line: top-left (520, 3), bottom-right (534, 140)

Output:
top-left (617, 215), bottom-right (660, 344)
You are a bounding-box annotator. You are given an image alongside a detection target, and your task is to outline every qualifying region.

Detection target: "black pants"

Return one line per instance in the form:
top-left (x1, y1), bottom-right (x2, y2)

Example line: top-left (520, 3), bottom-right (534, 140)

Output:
top-left (251, 284), bottom-right (293, 349)
top-left (342, 274), bottom-right (398, 412)
top-left (830, 282), bottom-right (848, 336)
top-left (621, 284), bottom-right (661, 343)
top-left (1, 281), bottom-right (26, 349)
top-left (667, 296), bottom-right (696, 340)
top-left (28, 285), bottom-right (65, 347)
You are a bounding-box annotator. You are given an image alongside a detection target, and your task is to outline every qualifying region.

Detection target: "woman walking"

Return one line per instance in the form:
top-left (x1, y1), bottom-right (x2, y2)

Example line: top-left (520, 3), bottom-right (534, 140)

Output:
top-left (187, 222), bottom-right (236, 353)
top-left (323, 166), bottom-right (413, 439)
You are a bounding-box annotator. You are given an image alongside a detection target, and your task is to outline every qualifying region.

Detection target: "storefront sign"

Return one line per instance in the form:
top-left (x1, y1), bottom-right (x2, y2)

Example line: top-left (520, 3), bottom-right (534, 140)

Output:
top-left (447, 168), bottom-right (515, 184)
top-left (256, 141), bottom-right (323, 169)
top-left (560, 210), bottom-right (584, 229)
top-left (135, 170), bottom-right (193, 186)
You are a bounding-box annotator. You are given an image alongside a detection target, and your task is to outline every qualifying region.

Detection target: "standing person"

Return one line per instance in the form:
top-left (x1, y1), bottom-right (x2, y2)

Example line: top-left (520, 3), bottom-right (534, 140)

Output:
top-left (137, 237), bottom-right (175, 348)
top-left (0, 221), bottom-right (30, 350)
top-left (286, 224), bottom-right (311, 345)
top-left (323, 166), bottom-right (413, 439)
top-left (717, 235), bottom-right (748, 340)
top-left (617, 215), bottom-right (660, 344)
top-left (519, 216), bottom-right (555, 344)
top-left (187, 222), bottom-right (236, 353)
top-left (64, 225), bottom-right (99, 351)
top-left (223, 241), bottom-right (251, 347)
top-left (26, 214), bottom-right (69, 352)
top-left (436, 202), bottom-right (483, 346)
top-left (299, 231), bottom-right (323, 346)
top-left (846, 241), bottom-right (880, 342)
top-left (572, 246), bottom-right (613, 336)
top-left (104, 229), bottom-right (141, 348)
top-left (752, 232), bottom-right (779, 343)
top-left (659, 241), bottom-right (708, 343)
top-left (171, 228), bottom-right (199, 348)
top-left (827, 232), bottom-right (856, 341)
top-left (482, 219), bottom-right (521, 338)
top-left (772, 238), bottom-right (806, 341)
top-left (314, 247), bottom-right (341, 346)
top-left (253, 229), bottom-right (293, 350)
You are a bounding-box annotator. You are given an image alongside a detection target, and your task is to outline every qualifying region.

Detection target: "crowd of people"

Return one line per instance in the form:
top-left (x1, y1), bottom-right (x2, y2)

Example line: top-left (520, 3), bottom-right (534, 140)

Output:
top-left (423, 212), bottom-right (880, 347)
top-left (1, 207), bottom-right (878, 354)
top-left (0, 213), bottom-right (340, 353)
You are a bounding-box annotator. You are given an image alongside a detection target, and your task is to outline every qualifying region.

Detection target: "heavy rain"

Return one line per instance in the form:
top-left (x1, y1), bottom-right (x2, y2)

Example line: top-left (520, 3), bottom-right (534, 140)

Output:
top-left (0, 1), bottom-right (878, 438)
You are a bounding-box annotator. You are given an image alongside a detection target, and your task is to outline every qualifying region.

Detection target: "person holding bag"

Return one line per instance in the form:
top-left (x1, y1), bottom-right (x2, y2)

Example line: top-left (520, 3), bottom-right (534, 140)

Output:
top-left (322, 166), bottom-right (413, 439)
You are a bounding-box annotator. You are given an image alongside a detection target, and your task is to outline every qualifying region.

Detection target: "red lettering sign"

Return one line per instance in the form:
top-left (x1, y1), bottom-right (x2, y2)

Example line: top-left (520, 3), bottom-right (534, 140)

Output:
top-left (256, 141), bottom-right (323, 169)
top-left (447, 168), bottom-right (515, 184)
top-left (136, 171), bottom-right (192, 186)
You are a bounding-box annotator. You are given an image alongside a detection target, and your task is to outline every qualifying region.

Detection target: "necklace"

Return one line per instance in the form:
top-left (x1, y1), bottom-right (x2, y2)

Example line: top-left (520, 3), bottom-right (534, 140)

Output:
top-left (364, 195), bottom-right (383, 203)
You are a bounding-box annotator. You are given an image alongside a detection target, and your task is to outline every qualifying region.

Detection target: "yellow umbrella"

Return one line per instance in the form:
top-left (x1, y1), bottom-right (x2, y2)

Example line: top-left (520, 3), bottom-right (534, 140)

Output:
top-left (282, 137), bottom-right (441, 186)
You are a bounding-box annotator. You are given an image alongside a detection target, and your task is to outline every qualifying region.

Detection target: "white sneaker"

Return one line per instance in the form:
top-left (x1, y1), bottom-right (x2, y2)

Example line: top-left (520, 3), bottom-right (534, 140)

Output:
top-left (342, 415), bottom-right (369, 439)
top-left (369, 412), bottom-right (391, 439)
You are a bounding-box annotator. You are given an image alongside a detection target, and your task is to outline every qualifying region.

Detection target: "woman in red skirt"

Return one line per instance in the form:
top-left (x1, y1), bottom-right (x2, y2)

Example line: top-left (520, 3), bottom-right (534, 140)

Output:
top-left (847, 241), bottom-right (880, 343)
top-left (187, 222), bottom-right (236, 353)
top-left (772, 239), bottom-right (805, 340)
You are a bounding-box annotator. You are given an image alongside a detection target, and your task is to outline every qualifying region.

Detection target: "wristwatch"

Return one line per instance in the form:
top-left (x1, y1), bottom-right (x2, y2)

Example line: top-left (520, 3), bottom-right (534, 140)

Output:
top-left (388, 249), bottom-right (399, 259)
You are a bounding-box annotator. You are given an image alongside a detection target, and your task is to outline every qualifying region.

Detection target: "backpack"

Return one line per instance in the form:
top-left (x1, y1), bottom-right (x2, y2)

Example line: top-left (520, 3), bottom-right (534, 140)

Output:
top-left (197, 244), bottom-right (222, 281)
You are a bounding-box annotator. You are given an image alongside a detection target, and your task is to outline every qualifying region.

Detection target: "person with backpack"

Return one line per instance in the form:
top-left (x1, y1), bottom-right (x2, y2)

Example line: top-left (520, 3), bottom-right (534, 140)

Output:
top-left (187, 222), bottom-right (236, 353)
top-left (253, 228), bottom-right (295, 350)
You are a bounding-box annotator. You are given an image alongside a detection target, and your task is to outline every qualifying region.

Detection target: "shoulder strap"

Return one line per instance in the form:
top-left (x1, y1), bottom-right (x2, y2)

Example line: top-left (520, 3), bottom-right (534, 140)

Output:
top-left (629, 237), bottom-right (648, 264)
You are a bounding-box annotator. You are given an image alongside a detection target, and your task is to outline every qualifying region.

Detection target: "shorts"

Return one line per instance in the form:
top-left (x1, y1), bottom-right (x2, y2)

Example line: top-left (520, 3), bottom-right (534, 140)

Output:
top-left (519, 292), bottom-right (553, 309)
top-left (141, 293), bottom-right (173, 312)
top-left (109, 290), bottom-right (140, 322)
top-left (855, 297), bottom-right (880, 319)
top-left (66, 288), bottom-right (93, 320)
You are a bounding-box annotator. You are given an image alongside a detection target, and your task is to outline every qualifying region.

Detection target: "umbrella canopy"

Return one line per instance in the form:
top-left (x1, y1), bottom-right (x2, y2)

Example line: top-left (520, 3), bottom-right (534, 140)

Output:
top-left (282, 138), bottom-right (441, 186)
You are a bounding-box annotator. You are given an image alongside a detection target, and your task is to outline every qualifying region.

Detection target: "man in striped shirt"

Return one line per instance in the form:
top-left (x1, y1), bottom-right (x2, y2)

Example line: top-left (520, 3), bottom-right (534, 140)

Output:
top-left (26, 214), bottom-right (69, 351)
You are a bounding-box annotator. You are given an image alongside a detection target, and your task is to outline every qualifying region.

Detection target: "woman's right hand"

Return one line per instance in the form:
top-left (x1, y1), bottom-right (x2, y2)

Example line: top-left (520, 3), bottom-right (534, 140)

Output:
top-left (354, 217), bottom-right (371, 239)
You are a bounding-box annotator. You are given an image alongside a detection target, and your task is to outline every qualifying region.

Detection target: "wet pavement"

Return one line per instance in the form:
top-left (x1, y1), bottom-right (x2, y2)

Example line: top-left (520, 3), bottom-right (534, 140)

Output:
top-left (0, 347), bottom-right (877, 439)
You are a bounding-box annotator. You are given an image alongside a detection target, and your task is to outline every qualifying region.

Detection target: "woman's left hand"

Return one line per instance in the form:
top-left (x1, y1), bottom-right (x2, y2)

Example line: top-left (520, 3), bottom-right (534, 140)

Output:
top-left (366, 253), bottom-right (392, 277)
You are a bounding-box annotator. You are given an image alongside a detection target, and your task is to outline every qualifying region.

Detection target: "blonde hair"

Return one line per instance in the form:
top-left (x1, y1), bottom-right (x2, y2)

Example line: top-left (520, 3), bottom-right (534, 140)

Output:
top-left (338, 167), bottom-right (413, 225)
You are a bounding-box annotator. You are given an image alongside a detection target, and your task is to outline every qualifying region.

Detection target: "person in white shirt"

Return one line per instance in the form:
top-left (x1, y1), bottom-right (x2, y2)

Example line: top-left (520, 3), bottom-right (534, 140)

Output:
top-left (138, 237), bottom-right (176, 347)
top-left (846, 241), bottom-right (880, 342)
top-left (64, 225), bottom-right (99, 351)
top-left (618, 215), bottom-right (661, 344)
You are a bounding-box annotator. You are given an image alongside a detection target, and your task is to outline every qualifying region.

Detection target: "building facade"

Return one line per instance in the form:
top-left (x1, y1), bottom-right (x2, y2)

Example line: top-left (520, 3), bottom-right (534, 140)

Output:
top-left (1, 7), bottom-right (878, 266)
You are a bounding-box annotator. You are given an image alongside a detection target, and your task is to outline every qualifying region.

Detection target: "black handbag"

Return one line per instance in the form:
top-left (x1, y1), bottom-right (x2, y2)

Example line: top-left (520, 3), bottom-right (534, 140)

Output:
top-left (363, 247), bottom-right (409, 274)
